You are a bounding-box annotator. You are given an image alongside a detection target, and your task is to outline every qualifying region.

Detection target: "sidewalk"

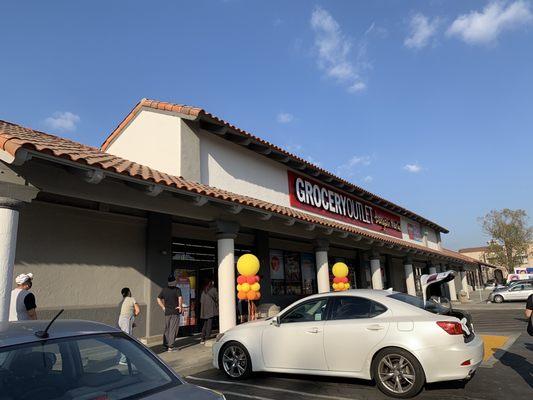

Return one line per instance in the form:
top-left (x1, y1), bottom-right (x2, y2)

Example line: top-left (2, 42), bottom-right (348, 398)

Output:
top-left (149, 334), bottom-right (215, 377)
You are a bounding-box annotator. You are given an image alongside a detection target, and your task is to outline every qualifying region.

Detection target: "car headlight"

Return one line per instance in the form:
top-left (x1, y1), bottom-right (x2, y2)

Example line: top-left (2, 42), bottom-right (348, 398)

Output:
top-left (215, 333), bottom-right (225, 343)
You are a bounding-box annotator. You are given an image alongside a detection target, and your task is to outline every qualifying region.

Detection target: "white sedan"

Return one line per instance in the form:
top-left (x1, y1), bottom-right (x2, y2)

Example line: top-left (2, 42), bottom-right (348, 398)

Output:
top-left (213, 289), bottom-right (483, 398)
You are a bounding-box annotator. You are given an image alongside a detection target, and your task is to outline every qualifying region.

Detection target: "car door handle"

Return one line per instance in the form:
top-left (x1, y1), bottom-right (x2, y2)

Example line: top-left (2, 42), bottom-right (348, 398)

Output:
top-left (306, 327), bottom-right (320, 334)
top-left (366, 324), bottom-right (385, 331)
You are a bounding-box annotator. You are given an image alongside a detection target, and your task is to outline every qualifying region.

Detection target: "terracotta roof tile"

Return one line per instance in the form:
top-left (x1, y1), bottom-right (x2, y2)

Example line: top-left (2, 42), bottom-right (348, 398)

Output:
top-left (0, 119), bottom-right (475, 266)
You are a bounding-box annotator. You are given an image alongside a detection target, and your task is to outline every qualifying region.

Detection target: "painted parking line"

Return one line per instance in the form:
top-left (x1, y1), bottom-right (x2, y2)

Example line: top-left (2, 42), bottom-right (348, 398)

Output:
top-left (479, 333), bottom-right (520, 368)
top-left (480, 335), bottom-right (509, 361)
top-left (221, 391), bottom-right (276, 400)
top-left (186, 376), bottom-right (359, 400)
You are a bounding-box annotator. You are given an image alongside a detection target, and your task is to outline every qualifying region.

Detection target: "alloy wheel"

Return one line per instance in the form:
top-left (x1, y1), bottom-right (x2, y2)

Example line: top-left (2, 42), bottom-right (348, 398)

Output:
top-left (377, 354), bottom-right (416, 395)
top-left (222, 345), bottom-right (248, 378)
top-left (494, 295), bottom-right (504, 303)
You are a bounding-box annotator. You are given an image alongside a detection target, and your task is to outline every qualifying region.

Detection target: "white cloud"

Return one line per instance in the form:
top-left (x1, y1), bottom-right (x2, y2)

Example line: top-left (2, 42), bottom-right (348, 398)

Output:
top-left (44, 111), bottom-right (80, 132)
top-left (276, 112), bottom-right (294, 123)
top-left (447, 1), bottom-right (533, 45)
top-left (403, 163), bottom-right (422, 173)
top-left (404, 13), bottom-right (440, 49)
top-left (310, 6), bottom-right (369, 93)
top-left (363, 175), bottom-right (373, 183)
top-left (336, 155), bottom-right (372, 179)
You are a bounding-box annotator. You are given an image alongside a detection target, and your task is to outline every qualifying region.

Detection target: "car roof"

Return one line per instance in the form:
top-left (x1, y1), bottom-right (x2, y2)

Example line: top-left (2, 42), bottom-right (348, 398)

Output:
top-left (0, 319), bottom-right (120, 348)
top-left (307, 288), bottom-right (398, 300)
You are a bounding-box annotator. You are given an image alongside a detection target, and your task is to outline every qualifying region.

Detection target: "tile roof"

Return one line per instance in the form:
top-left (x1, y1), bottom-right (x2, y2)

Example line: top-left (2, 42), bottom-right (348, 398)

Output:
top-left (0, 119), bottom-right (476, 266)
top-left (458, 246), bottom-right (489, 253)
top-left (101, 99), bottom-right (449, 234)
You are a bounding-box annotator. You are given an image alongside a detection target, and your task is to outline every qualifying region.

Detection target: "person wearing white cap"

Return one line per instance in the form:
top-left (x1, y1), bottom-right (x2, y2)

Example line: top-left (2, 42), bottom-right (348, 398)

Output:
top-left (9, 273), bottom-right (37, 321)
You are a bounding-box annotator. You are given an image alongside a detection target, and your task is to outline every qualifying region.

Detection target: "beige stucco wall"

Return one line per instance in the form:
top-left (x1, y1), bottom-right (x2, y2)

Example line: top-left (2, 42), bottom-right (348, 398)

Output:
top-left (199, 130), bottom-right (290, 207)
top-left (105, 108), bottom-right (184, 178)
top-left (426, 228), bottom-right (439, 250)
top-left (14, 201), bottom-right (147, 308)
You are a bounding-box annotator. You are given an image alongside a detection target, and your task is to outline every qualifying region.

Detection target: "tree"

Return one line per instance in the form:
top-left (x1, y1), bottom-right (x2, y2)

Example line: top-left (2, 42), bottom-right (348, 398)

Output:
top-left (480, 209), bottom-right (533, 273)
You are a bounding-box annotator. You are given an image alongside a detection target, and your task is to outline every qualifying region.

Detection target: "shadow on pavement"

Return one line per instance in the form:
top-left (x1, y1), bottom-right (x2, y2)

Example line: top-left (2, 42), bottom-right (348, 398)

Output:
top-left (493, 346), bottom-right (533, 390)
top-left (424, 379), bottom-right (467, 391)
top-left (150, 335), bottom-right (202, 354)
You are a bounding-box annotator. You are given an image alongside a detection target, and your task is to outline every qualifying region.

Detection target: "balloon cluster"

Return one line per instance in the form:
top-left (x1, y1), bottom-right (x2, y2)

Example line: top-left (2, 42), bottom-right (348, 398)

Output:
top-left (332, 262), bottom-right (350, 291)
top-left (236, 254), bottom-right (261, 301)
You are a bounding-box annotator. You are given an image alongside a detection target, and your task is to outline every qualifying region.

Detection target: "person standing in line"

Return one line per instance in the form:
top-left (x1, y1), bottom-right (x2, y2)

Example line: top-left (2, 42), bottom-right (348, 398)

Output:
top-left (200, 280), bottom-right (218, 344)
top-left (157, 276), bottom-right (183, 352)
top-left (117, 287), bottom-right (140, 364)
top-left (118, 287), bottom-right (140, 335)
top-left (9, 273), bottom-right (37, 321)
top-left (526, 293), bottom-right (533, 336)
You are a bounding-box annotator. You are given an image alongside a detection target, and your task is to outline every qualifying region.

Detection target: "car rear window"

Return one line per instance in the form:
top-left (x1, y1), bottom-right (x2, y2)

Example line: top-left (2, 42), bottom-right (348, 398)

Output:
top-left (388, 292), bottom-right (448, 314)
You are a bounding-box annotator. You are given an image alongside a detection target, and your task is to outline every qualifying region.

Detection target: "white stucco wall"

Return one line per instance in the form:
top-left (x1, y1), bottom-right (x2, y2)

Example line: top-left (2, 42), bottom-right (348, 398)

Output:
top-left (199, 130), bottom-right (290, 207)
top-left (105, 108), bottom-right (182, 177)
top-left (426, 228), bottom-right (439, 250)
top-left (14, 202), bottom-right (147, 308)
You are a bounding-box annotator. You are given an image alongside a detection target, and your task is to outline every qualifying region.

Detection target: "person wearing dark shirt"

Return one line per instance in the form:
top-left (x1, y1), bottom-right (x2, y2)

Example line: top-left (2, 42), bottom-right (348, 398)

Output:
top-left (157, 276), bottom-right (183, 351)
top-left (526, 294), bottom-right (533, 336)
top-left (9, 273), bottom-right (37, 321)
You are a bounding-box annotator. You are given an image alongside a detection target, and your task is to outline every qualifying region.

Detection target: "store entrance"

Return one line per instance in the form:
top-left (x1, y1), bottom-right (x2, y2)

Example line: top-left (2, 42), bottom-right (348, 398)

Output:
top-left (172, 238), bottom-right (217, 334)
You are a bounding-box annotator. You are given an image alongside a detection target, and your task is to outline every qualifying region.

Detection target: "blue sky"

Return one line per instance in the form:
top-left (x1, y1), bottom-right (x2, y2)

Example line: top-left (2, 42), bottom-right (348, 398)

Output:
top-left (1, 0), bottom-right (532, 250)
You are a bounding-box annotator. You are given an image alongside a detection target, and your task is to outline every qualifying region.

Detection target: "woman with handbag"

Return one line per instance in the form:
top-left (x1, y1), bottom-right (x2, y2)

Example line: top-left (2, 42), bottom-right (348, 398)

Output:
top-left (200, 280), bottom-right (218, 344)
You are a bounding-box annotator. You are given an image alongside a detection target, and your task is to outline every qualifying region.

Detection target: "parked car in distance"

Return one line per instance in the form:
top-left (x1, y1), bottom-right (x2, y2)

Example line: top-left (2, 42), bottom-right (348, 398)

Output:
top-left (484, 279), bottom-right (506, 290)
top-left (213, 287), bottom-right (483, 399)
top-left (0, 319), bottom-right (225, 400)
top-left (489, 282), bottom-right (533, 303)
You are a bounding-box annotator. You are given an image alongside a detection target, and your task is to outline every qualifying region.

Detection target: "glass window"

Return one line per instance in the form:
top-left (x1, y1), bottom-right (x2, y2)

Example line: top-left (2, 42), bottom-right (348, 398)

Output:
top-left (281, 298), bottom-right (328, 323)
top-left (0, 333), bottom-right (178, 400)
top-left (330, 297), bottom-right (387, 320)
top-left (270, 250), bottom-right (316, 296)
top-left (388, 292), bottom-right (448, 315)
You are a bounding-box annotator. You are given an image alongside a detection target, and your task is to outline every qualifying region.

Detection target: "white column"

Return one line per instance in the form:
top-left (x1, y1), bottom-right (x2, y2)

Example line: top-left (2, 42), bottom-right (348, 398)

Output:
top-left (461, 271), bottom-right (470, 299)
top-left (217, 234), bottom-right (236, 333)
top-left (0, 198), bottom-right (22, 322)
top-left (315, 251), bottom-right (330, 294)
top-left (447, 271), bottom-right (458, 301)
top-left (403, 258), bottom-right (416, 296)
top-left (370, 253), bottom-right (383, 290)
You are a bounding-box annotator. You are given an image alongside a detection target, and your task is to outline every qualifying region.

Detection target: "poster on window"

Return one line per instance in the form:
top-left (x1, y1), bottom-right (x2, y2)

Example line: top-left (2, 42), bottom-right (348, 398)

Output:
top-left (269, 250), bottom-right (285, 280)
top-left (301, 253), bottom-right (316, 295)
top-left (284, 252), bottom-right (302, 295)
top-left (176, 277), bottom-right (191, 327)
top-left (407, 222), bottom-right (422, 242)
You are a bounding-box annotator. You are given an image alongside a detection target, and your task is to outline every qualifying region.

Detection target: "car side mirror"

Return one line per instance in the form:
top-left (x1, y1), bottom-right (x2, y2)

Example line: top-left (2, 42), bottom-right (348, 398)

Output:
top-left (271, 316), bottom-right (281, 327)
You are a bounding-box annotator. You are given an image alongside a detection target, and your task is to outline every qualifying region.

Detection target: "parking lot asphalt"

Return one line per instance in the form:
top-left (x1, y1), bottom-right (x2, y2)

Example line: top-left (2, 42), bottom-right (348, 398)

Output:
top-left (185, 308), bottom-right (532, 400)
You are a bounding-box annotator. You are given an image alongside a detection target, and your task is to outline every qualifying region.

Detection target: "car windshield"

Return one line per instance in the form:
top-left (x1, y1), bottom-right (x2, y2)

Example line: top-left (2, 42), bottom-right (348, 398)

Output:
top-left (0, 333), bottom-right (179, 400)
top-left (388, 292), bottom-right (449, 315)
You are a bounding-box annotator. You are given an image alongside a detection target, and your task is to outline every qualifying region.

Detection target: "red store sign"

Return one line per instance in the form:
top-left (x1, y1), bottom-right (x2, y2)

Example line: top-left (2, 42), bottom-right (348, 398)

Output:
top-left (287, 171), bottom-right (403, 238)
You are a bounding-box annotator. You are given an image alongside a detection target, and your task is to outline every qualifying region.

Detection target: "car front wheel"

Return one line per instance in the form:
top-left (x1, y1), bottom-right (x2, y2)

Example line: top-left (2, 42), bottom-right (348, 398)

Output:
top-left (372, 348), bottom-right (425, 398)
top-left (219, 342), bottom-right (252, 379)
top-left (493, 295), bottom-right (504, 303)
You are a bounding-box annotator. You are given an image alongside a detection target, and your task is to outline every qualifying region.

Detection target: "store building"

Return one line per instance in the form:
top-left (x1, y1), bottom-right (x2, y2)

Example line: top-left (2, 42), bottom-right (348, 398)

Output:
top-left (459, 246), bottom-right (513, 284)
top-left (0, 99), bottom-right (488, 341)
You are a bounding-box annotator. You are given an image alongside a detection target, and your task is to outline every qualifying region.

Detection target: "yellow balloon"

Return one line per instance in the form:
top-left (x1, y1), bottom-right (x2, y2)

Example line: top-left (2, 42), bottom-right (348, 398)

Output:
top-left (332, 262), bottom-right (349, 278)
top-left (241, 282), bottom-right (251, 292)
top-left (251, 282), bottom-right (261, 292)
top-left (237, 254), bottom-right (260, 277)
top-left (332, 283), bottom-right (339, 290)
top-left (236, 284), bottom-right (242, 292)
top-left (344, 283), bottom-right (350, 290)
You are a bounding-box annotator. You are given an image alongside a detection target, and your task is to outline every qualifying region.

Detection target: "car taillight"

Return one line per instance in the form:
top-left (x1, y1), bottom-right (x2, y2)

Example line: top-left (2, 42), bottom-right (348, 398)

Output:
top-left (437, 321), bottom-right (463, 335)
